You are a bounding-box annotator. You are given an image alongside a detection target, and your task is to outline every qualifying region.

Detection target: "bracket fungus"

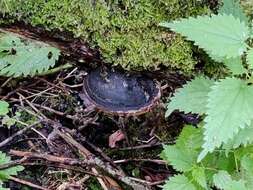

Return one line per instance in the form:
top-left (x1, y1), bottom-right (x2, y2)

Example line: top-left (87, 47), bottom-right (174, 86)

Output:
top-left (80, 67), bottom-right (161, 116)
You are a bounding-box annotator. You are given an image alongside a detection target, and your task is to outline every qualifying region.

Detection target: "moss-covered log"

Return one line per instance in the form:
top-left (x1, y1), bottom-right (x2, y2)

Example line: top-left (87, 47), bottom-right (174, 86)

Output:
top-left (1, 0), bottom-right (213, 73)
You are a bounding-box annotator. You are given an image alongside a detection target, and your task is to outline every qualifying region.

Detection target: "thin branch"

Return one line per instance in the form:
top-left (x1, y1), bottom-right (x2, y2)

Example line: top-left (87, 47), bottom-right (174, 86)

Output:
top-left (0, 120), bottom-right (43, 148)
top-left (10, 176), bottom-right (49, 190)
top-left (48, 121), bottom-right (152, 190)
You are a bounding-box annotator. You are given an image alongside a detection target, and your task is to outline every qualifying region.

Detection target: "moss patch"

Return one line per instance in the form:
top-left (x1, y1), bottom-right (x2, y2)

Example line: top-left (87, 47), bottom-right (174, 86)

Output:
top-left (241, 0), bottom-right (253, 18)
top-left (1, 0), bottom-right (212, 73)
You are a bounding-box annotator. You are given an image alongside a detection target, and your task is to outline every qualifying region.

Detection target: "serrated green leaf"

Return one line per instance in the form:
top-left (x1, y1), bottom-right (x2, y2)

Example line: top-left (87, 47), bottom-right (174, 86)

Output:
top-left (0, 31), bottom-right (60, 77)
top-left (166, 77), bottom-right (214, 117)
top-left (207, 51), bottom-right (225, 63)
top-left (246, 48), bottom-right (253, 70)
top-left (161, 126), bottom-right (203, 172)
top-left (226, 125), bottom-right (253, 149)
top-left (224, 57), bottom-right (247, 75)
top-left (163, 175), bottom-right (196, 190)
top-left (0, 33), bottom-right (20, 52)
top-left (213, 171), bottom-right (247, 190)
top-left (234, 146), bottom-right (253, 160)
top-left (160, 14), bottom-right (249, 58)
top-left (241, 155), bottom-right (253, 175)
top-left (241, 155), bottom-right (253, 189)
top-left (192, 167), bottom-right (207, 189)
top-left (0, 101), bottom-right (9, 116)
top-left (219, 0), bottom-right (248, 24)
top-left (208, 52), bottom-right (246, 75)
top-left (176, 126), bottom-right (204, 150)
top-left (162, 145), bottom-right (197, 172)
top-left (0, 151), bottom-right (24, 181)
top-left (198, 78), bottom-right (253, 161)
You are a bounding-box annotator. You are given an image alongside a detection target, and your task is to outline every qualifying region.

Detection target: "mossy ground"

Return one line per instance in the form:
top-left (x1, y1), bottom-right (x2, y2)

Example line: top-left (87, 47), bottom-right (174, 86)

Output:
top-left (1, 0), bottom-right (212, 73)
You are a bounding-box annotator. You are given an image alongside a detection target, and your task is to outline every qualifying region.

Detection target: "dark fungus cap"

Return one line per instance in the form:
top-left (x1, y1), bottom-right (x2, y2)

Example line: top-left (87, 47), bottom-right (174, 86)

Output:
top-left (80, 67), bottom-right (161, 116)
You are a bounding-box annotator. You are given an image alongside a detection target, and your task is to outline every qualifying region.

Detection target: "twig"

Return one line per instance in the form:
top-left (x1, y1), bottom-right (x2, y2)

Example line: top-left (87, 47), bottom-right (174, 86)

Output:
top-left (20, 87), bottom-right (55, 100)
top-left (64, 67), bottom-right (78, 79)
top-left (49, 121), bottom-right (152, 190)
top-left (0, 120), bottom-right (43, 148)
top-left (49, 122), bottom-right (111, 190)
top-left (9, 98), bottom-right (74, 119)
top-left (38, 63), bottom-right (73, 76)
top-left (118, 141), bottom-right (174, 151)
top-left (10, 150), bottom-right (100, 166)
top-left (31, 127), bottom-right (47, 140)
top-left (61, 83), bottom-right (83, 88)
top-left (50, 122), bottom-right (92, 158)
top-left (17, 93), bottom-right (47, 119)
top-left (1, 77), bottom-right (12, 87)
top-left (10, 176), bottom-right (49, 190)
top-left (38, 78), bottom-right (69, 94)
top-left (10, 150), bottom-right (114, 190)
top-left (0, 157), bottom-right (27, 170)
top-left (148, 180), bottom-right (166, 186)
top-left (82, 138), bottom-right (119, 169)
top-left (114, 159), bottom-right (166, 165)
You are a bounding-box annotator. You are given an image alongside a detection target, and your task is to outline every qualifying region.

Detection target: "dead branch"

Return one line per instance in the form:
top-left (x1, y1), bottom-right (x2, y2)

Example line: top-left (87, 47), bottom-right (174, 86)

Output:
top-left (10, 150), bottom-right (98, 166)
top-left (10, 176), bottom-right (49, 190)
top-left (0, 120), bottom-right (43, 148)
top-left (114, 159), bottom-right (166, 165)
top-left (48, 121), bottom-right (152, 190)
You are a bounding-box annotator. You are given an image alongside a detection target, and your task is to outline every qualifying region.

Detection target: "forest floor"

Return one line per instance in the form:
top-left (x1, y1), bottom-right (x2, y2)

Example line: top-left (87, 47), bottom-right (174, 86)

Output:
top-left (0, 23), bottom-right (199, 190)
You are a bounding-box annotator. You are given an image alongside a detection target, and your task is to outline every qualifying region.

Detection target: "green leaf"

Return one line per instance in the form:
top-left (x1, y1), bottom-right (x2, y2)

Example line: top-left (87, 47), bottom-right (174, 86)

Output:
top-left (160, 14), bottom-right (249, 58)
top-left (0, 31), bottom-right (60, 77)
top-left (0, 151), bottom-right (24, 181)
top-left (0, 101), bottom-right (9, 116)
top-left (247, 48), bottom-right (253, 70)
top-left (161, 126), bottom-right (202, 172)
top-left (241, 155), bottom-right (253, 189)
top-left (213, 171), bottom-right (247, 190)
top-left (176, 126), bottom-right (204, 150)
top-left (207, 51), bottom-right (225, 63)
top-left (234, 146), bottom-right (253, 160)
top-left (0, 187), bottom-right (9, 190)
top-left (219, 0), bottom-right (248, 24)
top-left (166, 77), bottom-right (214, 117)
top-left (198, 78), bottom-right (253, 161)
top-left (0, 33), bottom-right (20, 52)
top-left (192, 166), bottom-right (207, 189)
top-left (162, 145), bottom-right (197, 172)
top-left (226, 125), bottom-right (253, 149)
top-left (163, 175), bottom-right (196, 190)
top-left (241, 155), bottom-right (253, 175)
top-left (224, 57), bottom-right (246, 75)
top-left (2, 115), bottom-right (16, 128)
top-left (208, 53), bottom-right (246, 75)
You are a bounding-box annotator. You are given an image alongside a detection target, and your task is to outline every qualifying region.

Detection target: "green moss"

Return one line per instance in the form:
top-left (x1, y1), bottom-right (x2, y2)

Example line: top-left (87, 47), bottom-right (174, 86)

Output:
top-left (2, 0), bottom-right (211, 73)
top-left (240, 0), bottom-right (253, 19)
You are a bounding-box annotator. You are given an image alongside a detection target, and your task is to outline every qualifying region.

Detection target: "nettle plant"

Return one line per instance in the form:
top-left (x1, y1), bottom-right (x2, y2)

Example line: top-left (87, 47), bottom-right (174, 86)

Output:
top-left (0, 151), bottom-right (24, 190)
top-left (0, 101), bottom-right (24, 189)
top-left (0, 30), bottom-right (60, 77)
top-left (160, 0), bottom-right (253, 190)
top-left (0, 29), bottom-right (55, 185)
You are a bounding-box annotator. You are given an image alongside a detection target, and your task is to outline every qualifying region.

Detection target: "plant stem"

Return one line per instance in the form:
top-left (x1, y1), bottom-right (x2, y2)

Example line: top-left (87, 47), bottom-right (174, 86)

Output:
top-left (38, 63), bottom-right (73, 76)
top-left (234, 152), bottom-right (239, 172)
